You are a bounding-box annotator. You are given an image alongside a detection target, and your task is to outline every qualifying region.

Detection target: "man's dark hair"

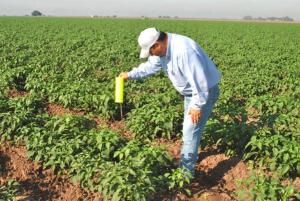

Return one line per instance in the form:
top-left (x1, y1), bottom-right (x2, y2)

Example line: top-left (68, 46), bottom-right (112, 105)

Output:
top-left (157, 31), bottom-right (167, 42)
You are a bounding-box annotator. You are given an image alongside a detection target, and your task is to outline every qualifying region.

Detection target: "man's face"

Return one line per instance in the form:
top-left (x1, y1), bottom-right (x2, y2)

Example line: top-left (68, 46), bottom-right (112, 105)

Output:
top-left (149, 42), bottom-right (165, 57)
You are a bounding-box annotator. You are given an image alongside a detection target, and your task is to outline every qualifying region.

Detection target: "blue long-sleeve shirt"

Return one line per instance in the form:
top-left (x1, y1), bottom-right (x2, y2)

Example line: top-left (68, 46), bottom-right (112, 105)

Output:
top-left (128, 33), bottom-right (221, 110)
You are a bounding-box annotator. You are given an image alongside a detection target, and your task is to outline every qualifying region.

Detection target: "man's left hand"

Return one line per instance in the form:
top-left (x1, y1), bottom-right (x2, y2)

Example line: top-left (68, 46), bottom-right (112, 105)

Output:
top-left (188, 108), bottom-right (202, 124)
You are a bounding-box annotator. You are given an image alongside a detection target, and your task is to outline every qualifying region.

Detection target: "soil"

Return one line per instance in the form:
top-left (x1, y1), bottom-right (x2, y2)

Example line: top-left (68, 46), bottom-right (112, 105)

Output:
top-left (1, 140), bottom-right (248, 201)
top-left (7, 90), bottom-right (27, 98)
top-left (46, 104), bottom-right (250, 200)
top-left (2, 91), bottom-right (298, 200)
top-left (0, 142), bottom-right (102, 201)
top-left (154, 139), bottom-right (250, 200)
top-left (46, 103), bottom-right (86, 116)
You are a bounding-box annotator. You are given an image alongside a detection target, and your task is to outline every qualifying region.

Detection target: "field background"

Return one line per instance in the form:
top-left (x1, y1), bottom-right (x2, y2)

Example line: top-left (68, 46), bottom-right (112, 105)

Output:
top-left (0, 17), bottom-right (299, 200)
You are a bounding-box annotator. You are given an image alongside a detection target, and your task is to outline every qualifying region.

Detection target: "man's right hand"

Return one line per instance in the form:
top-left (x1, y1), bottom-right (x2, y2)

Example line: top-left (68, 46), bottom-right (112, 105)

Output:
top-left (119, 72), bottom-right (129, 80)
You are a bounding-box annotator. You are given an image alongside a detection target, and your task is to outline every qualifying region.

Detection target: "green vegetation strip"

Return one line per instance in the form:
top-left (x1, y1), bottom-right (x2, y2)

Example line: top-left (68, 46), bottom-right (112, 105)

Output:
top-left (0, 17), bottom-right (299, 200)
top-left (0, 93), bottom-right (191, 200)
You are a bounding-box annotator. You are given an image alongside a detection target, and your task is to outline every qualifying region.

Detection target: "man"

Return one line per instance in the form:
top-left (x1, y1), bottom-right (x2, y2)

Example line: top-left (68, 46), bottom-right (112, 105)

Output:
top-left (119, 27), bottom-right (221, 176)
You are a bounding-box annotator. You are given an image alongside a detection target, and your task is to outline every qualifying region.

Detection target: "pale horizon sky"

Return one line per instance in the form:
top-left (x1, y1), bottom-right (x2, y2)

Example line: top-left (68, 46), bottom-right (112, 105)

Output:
top-left (0, 0), bottom-right (299, 20)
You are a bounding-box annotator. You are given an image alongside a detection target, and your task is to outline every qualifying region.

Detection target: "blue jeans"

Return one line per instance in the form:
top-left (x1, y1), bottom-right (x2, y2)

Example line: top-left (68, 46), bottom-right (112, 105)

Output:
top-left (179, 84), bottom-right (220, 176)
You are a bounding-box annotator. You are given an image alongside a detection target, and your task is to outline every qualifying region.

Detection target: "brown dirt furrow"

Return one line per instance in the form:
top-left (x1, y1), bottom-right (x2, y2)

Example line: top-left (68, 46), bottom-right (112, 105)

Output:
top-left (0, 141), bottom-right (102, 201)
top-left (7, 89), bottom-right (27, 98)
top-left (4, 90), bottom-right (251, 200)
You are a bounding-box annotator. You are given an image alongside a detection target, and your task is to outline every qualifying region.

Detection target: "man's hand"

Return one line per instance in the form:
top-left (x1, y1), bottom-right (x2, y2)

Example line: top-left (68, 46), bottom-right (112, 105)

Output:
top-left (119, 72), bottom-right (129, 80)
top-left (188, 108), bottom-right (202, 124)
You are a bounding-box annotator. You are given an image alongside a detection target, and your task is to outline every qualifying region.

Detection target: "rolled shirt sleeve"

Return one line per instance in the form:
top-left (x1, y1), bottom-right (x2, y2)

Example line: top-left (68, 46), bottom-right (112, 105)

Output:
top-left (182, 49), bottom-right (210, 110)
top-left (127, 56), bottom-right (162, 79)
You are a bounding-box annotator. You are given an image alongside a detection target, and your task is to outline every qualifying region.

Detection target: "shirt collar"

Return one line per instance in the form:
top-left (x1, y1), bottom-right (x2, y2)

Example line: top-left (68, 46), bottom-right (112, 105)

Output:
top-left (166, 33), bottom-right (172, 60)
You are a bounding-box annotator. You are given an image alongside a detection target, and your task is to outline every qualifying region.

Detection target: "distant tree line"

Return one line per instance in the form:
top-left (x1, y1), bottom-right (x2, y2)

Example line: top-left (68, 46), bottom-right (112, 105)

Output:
top-left (31, 10), bottom-right (43, 16)
top-left (243, 15), bottom-right (293, 22)
top-left (91, 15), bottom-right (179, 19)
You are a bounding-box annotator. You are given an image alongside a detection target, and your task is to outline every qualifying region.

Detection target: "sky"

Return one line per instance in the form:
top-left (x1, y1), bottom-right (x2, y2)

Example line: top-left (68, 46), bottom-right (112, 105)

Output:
top-left (0, 0), bottom-right (299, 20)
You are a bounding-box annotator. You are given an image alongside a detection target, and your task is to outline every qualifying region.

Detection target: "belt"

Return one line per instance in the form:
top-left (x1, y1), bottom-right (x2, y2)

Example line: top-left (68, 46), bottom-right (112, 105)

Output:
top-left (185, 84), bottom-right (218, 97)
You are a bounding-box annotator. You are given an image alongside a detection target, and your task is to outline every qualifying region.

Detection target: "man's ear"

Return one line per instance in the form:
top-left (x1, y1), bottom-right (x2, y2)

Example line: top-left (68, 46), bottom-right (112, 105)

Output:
top-left (158, 42), bottom-right (164, 50)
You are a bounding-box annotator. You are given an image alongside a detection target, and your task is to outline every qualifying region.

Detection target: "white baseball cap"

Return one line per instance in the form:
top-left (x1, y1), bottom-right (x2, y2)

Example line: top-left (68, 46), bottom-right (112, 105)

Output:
top-left (138, 27), bottom-right (160, 58)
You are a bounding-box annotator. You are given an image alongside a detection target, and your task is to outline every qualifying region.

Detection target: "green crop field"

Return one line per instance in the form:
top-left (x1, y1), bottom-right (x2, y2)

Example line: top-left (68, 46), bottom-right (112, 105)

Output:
top-left (0, 17), bottom-right (299, 200)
